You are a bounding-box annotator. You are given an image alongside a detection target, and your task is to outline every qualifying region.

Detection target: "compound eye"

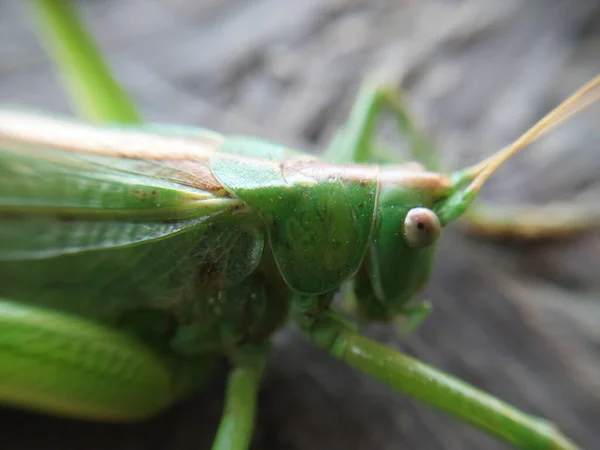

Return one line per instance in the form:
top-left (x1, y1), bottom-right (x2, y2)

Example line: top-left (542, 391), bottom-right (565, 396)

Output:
top-left (403, 207), bottom-right (441, 248)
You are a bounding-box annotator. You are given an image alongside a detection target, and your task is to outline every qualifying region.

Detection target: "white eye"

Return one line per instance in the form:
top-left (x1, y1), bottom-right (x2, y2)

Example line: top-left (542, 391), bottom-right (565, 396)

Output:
top-left (403, 207), bottom-right (441, 248)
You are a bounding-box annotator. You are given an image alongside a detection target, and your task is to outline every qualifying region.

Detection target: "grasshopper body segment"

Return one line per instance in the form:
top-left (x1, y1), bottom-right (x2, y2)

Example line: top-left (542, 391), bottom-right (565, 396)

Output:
top-left (212, 151), bottom-right (379, 295)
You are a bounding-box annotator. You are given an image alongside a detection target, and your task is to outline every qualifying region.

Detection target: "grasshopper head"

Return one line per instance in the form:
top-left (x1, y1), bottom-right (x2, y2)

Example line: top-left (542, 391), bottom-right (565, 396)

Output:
top-left (353, 74), bottom-right (600, 322)
top-left (352, 169), bottom-right (447, 321)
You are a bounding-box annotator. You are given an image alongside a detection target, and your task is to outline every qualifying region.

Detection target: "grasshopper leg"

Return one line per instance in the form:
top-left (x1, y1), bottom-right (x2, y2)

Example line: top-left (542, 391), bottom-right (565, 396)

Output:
top-left (324, 79), bottom-right (437, 168)
top-left (27, 0), bottom-right (140, 123)
top-left (211, 343), bottom-right (268, 450)
top-left (0, 298), bottom-right (212, 422)
top-left (460, 201), bottom-right (600, 240)
top-left (394, 300), bottom-right (433, 336)
top-left (297, 304), bottom-right (580, 450)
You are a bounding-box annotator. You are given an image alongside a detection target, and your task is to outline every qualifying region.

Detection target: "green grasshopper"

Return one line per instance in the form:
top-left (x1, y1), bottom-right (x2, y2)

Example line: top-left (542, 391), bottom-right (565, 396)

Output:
top-left (1, 1), bottom-right (599, 449)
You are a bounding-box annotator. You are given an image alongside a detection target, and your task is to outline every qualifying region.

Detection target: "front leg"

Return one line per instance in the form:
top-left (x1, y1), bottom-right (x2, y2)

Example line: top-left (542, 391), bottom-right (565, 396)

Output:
top-left (293, 295), bottom-right (580, 450)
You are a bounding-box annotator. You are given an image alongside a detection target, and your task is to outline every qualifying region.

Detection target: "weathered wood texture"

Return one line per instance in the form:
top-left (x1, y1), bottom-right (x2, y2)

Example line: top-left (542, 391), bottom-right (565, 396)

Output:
top-left (1, 1), bottom-right (599, 449)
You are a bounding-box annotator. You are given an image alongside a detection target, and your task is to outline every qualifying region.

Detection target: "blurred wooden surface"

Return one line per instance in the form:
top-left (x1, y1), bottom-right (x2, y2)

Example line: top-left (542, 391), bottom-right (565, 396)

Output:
top-left (1, 0), bottom-right (599, 449)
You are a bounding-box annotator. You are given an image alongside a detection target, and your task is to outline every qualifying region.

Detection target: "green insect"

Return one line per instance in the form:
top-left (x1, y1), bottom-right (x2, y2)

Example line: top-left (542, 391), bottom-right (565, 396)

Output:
top-left (1, 1), bottom-right (598, 449)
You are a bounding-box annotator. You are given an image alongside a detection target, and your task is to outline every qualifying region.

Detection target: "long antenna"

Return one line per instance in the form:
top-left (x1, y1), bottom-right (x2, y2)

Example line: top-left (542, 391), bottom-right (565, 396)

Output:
top-left (438, 73), bottom-right (600, 225)
top-left (466, 74), bottom-right (600, 194)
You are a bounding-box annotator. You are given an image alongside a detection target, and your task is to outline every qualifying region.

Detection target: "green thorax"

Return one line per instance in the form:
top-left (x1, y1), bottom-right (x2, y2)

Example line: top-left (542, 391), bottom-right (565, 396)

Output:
top-left (211, 136), bottom-right (379, 296)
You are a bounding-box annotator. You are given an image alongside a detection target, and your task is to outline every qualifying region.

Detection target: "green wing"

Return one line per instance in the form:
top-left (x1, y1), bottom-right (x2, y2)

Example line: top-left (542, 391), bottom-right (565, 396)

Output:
top-left (0, 114), bottom-right (264, 324)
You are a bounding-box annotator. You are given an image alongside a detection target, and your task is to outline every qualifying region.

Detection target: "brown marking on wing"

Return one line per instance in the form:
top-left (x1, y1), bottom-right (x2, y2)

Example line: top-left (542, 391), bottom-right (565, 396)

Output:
top-left (0, 110), bottom-right (223, 161)
top-left (0, 111), bottom-right (451, 196)
top-left (0, 110), bottom-right (227, 193)
top-left (153, 159), bottom-right (226, 193)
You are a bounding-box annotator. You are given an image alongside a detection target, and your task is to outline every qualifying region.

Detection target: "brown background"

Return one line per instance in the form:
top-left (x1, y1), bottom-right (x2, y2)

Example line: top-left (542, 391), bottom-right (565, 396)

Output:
top-left (1, 1), bottom-right (599, 449)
